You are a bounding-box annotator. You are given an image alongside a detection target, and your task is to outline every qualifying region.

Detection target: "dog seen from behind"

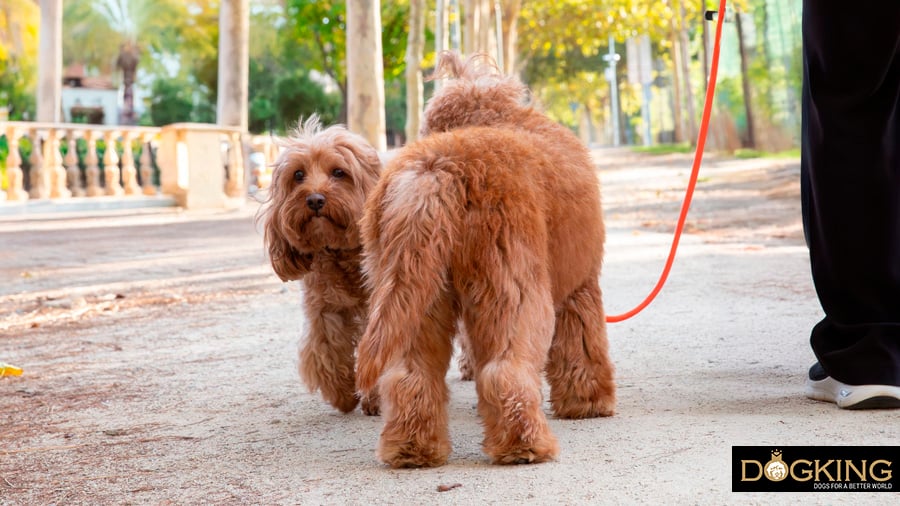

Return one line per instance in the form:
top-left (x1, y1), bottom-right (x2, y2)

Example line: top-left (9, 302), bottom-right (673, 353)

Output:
top-left (260, 116), bottom-right (382, 415)
top-left (355, 53), bottom-right (616, 468)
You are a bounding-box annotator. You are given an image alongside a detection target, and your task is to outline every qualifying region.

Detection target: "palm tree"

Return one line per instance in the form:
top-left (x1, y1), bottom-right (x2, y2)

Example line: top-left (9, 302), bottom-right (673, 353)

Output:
top-left (63, 0), bottom-right (214, 124)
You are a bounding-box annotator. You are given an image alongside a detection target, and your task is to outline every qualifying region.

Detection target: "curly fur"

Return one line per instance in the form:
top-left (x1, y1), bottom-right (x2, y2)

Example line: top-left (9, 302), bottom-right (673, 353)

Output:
top-left (260, 116), bottom-right (382, 414)
top-left (356, 53), bottom-right (616, 468)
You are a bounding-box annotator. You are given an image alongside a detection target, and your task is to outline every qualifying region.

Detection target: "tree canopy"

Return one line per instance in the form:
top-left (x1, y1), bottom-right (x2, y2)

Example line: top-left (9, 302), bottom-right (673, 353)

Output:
top-left (0, 0), bottom-right (40, 120)
top-left (2, 0), bottom-right (799, 151)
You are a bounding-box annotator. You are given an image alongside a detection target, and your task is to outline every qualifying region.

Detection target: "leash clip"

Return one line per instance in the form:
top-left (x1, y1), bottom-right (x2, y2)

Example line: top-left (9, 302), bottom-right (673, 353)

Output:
top-left (704, 10), bottom-right (733, 22)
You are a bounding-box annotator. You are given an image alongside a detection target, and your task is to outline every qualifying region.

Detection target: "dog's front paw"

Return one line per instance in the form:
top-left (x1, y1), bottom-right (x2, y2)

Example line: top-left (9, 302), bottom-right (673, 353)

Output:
top-left (360, 390), bottom-right (380, 416)
top-left (322, 386), bottom-right (360, 414)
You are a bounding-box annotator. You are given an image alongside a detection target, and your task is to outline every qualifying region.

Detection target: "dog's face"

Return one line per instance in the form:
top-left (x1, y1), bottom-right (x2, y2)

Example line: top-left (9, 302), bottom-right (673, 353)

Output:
top-left (262, 117), bottom-right (381, 281)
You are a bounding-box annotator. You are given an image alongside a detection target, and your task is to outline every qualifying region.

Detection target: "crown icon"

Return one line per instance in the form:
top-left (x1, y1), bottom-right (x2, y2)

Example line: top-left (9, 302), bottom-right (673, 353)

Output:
top-left (771, 449), bottom-right (782, 459)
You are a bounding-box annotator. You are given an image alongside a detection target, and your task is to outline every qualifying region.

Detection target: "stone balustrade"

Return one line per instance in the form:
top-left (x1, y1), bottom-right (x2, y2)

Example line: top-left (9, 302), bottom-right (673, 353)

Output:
top-left (1, 121), bottom-right (280, 213)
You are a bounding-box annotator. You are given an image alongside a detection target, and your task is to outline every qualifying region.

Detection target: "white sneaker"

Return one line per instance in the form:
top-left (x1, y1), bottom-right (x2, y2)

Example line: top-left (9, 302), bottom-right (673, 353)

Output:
top-left (806, 362), bottom-right (900, 409)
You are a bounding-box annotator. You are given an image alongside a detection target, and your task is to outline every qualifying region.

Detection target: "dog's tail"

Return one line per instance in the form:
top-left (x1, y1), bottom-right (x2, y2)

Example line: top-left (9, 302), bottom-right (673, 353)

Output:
top-left (432, 50), bottom-right (500, 81)
top-left (355, 155), bottom-right (464, 394)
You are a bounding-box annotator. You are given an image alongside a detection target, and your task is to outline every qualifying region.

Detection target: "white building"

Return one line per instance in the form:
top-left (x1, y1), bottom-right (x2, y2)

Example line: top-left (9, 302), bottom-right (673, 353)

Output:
top-left (60, 64), bottom-right (119, 125)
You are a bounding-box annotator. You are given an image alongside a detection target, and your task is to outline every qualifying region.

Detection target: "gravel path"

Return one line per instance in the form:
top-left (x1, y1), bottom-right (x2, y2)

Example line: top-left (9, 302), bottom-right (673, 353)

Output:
top-left (1, 149), bottom-right (894, 505)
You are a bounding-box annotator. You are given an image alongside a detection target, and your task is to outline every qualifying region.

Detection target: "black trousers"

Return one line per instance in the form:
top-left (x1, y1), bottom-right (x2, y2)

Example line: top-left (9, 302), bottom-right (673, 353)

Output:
top-left (801, 1), bottom-right (900, 386)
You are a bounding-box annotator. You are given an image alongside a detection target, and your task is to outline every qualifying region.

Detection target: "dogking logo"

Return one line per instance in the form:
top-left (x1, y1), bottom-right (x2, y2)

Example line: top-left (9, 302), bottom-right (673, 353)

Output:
top-left (762, 449), bottom-right (787, 482)
top-left (732, 446), bottom-right (899, 492)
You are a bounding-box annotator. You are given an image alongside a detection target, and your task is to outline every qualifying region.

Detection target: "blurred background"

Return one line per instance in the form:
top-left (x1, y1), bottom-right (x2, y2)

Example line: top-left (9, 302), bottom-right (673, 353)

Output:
top-left (1, 0), bottom-right (800, 153)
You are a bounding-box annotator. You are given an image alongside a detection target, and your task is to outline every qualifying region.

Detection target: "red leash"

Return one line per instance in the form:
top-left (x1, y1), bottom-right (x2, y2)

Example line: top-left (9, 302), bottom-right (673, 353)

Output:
top-left (606, 0), bottom-right (728, 323)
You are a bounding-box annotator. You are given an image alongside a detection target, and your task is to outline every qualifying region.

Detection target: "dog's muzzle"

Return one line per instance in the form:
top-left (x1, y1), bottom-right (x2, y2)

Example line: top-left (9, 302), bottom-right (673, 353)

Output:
top-left (307, 193), bottom-right (326, 214)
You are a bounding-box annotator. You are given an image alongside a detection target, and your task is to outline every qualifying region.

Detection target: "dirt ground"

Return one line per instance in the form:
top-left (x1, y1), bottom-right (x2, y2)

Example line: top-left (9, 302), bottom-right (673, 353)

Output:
top-left (1, 149), bottom-right (894, 505)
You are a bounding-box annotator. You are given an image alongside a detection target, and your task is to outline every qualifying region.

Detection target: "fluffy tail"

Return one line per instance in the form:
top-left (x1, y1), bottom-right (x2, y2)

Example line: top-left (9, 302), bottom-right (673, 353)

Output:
top-left (356, 158), bottom-right (463, 394)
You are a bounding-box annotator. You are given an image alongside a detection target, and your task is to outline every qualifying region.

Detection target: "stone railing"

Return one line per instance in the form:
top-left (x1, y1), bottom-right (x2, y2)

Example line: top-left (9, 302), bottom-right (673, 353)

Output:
top-left (1, 121), bottom-right (279, 212)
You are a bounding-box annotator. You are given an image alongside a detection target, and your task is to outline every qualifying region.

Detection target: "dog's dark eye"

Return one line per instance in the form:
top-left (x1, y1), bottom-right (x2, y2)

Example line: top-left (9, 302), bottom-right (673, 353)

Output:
top-left (331, 168), bottom-right (346, 179)
top-left (293, 170), bottom-right (305, 183)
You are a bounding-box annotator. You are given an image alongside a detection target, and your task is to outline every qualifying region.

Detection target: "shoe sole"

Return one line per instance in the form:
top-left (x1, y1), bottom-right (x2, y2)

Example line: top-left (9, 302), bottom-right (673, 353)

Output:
top-left (843, 396), bottom-right (900, 410)
top-left (806, 377), bottom-right (900, 410)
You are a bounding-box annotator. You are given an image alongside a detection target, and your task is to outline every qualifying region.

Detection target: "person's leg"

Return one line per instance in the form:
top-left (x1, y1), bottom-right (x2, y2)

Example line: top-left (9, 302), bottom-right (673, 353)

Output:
top-left (801, 0), bottom-right (900, 405)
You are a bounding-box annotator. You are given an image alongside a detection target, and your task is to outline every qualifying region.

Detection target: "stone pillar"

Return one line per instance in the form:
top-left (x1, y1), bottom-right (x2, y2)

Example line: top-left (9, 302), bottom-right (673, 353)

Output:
top-left (37, 0), bottom-right (63, 123)
top-left (158, 124), bottom-right (232, 209)
top-left (216, 0), bottom-right (249, 131)
top-left (103, 131), bottom-right (124, 196)
top-left (4, 127), bottom-right (28, 201)
top-left (347, 0), bottom-right (387, 151)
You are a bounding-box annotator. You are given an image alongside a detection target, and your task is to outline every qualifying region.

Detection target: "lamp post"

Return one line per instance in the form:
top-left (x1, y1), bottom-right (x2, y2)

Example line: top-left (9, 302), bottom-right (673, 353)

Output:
top-left (603, 35), bottom-right (621, 146)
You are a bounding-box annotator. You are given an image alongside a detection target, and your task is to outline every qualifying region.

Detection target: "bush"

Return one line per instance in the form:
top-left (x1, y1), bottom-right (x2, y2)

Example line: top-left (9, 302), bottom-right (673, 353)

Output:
top-left (275, 71), bottom-right (341, 131)
top-left (148, 78), bottom-right (196, 126)
top-left (632, 143), bottom-right (694, 155)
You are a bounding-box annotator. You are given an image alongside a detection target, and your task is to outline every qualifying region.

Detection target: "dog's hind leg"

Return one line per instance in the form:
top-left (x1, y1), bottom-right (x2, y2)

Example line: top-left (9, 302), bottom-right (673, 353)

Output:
top-left (374, 294), bottom-right (457, 468)
top-left (546, 278), bottom-right (616, 418)
top-left (457, 238), bottom-right (560, 465)
top-left (356, 167), bottom-right (462, 467)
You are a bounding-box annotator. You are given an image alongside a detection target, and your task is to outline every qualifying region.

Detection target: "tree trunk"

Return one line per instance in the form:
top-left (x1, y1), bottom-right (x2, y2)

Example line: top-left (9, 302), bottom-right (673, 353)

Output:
top-left (216, 0), bottom-right (249, 130)
top-left (669, 26), bottom-right (684, 143)
top-left (500, 0), bottom-right (521, 74)
top-left (677, 1), bottom-right (696, 141)
top-left (405, 0), bottom-right (425, 143)
top-left (463, 0), bottom-right (492, 56)
top-left (117, 42), bottom-right (140, 125)
top-left (435, 0), bottom-right (448, 55)
top-left (449, 0), bottom-right (462, 51)
top-left (479, 0), bottom-right (492, 58)
top-left (700, 0), bottom-right (709, 87)
top-left (346, 0), bottom-right (387, 151)
top-left (37, 0), bottom-right (63, 123)
top-left (735, 11), bottom-right (756, 148)
top-left (463, 0), bottom-right (477, 55)
top-left (434, 0), bottom-right (448, 93)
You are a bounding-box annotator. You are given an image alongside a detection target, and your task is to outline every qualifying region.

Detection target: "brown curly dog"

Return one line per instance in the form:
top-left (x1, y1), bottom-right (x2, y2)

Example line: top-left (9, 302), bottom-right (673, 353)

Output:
top-left (356, 53), bottom-right (615, 468)
top-left (261, 116), bottom-right (382, 415)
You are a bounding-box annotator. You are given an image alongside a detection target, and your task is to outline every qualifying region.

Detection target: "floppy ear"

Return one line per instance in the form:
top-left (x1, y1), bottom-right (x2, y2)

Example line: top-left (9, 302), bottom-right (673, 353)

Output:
top-left (332, 130), bottom-right (382, 192)
top-left (263, 207), bottom-right (311, 281)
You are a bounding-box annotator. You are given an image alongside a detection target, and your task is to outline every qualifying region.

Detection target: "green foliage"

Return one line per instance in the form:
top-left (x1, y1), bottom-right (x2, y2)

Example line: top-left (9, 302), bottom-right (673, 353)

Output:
top-left (246, 9), bottom-right (320, 133)
top-left (518, 0), bottom-right (702, 130)
top-left (4, 0), bottom-right (801, 153)
top-left (0, 84), bottom-right (35, 121)
top-left (381, 3), bottom-right (412, 81)
top-left (0, 134), bottom-right (7, 191)
top-left (275, 72), bottom-right (341, 130)
top-left (63, 0), bottom-right (217, 78)
top-left (714, 76), bottom-right (749, 131)
top-left (287, 1), bottom-right (347, 87)
top-left (286, 0), bottom-right (412, 90)
top-left (734, 147), bottom-right (800, 159)
top-left (147, 78), bottom-right (196, 125)
top-left (384, 78), bottom-right (407, 138)
top-left (1, 0), bottom-right (39, 120)
top-left (632, 142), bottom-right (693, 155)
top-left (0, 135), bottom-right (33, 191)
top-left (249, 96), bottom-right (277, 134)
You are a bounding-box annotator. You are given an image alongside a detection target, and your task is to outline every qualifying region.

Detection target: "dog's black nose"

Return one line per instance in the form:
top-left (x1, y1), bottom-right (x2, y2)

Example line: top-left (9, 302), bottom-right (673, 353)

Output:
top-left (306, 193), bottom-right (326, 211)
